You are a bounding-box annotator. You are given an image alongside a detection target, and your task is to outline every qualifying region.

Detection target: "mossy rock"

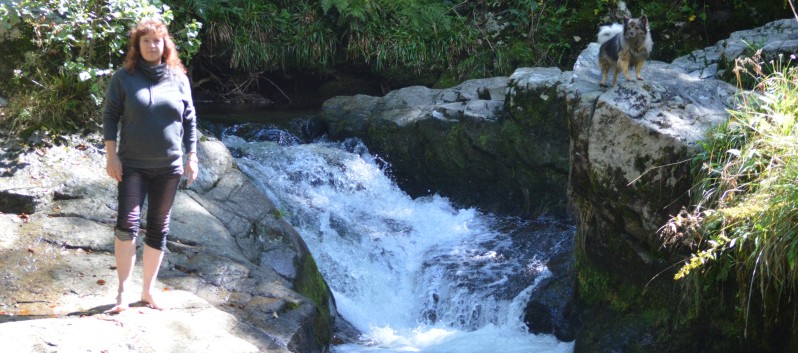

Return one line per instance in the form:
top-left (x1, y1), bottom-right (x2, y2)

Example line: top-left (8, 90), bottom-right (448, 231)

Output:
top-left (293, 254), bottom-right (334, 350)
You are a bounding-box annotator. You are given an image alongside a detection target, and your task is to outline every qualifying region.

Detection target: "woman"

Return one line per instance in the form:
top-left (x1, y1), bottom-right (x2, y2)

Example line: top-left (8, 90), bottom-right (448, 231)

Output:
top-left (103, 19), bottom-right (198, 311)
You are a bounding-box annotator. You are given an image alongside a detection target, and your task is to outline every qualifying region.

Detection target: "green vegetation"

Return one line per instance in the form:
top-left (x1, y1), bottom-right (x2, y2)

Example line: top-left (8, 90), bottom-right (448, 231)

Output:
top-left (0, 0), bottom-right (201, 136)
top-left (172, 0), bottom-right (579, 92)
top-left (173, 0), bottom-right (791, 98)
top-left (0, 0), bottom-right (790, 133)
top-left (293, 255), bottom-right (333, 347)
top-left (661, 51), bottom-right (798, 324)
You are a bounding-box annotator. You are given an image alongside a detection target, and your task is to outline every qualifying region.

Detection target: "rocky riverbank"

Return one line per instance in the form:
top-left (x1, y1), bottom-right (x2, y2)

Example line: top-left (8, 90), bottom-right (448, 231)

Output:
top-left (1, 16), bottom-right (795, 353)
top-left (0, 132), bottom-right (333, 352)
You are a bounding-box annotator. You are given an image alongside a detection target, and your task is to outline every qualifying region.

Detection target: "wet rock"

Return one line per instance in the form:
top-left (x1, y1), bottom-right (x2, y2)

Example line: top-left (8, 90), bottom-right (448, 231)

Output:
top-left (320, 73), bottom-right (570, 218)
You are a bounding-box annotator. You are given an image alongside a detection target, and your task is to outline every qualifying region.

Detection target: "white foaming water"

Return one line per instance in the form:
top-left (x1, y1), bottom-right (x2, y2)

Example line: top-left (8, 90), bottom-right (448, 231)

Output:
top-left (223, 136), bottom-right (574, 353)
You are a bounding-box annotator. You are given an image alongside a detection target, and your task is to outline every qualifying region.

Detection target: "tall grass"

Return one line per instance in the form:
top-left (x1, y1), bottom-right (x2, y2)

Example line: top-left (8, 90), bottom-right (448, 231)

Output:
top-left (661, 50), bottom-right (798, 323)
top-left (6, 74), bottom-right (98, 135)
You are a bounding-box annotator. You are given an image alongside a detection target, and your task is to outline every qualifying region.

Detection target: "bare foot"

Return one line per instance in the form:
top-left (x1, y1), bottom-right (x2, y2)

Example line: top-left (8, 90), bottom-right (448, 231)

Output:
top-left (141, 291), bottom-right (167, 310)
top-left (106, 292), bottom-right (130, 313)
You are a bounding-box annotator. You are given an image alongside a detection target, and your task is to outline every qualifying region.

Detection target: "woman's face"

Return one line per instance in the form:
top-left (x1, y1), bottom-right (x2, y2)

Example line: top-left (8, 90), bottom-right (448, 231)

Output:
top-left (139, 32), bottom-right (164, 65)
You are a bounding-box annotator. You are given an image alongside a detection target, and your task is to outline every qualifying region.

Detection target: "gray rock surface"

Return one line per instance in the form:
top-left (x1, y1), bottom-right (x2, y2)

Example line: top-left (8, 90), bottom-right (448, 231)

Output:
top-left (0, 133), bottom-right (333, 352)
top-left (672, 18), bottom-right (798, 79)
top-left (568, 42), bottom-right (735, 254)
top-left (322, 77), bottom-right (510, 140)
top-left (321, 75), bottom-right (572, 217)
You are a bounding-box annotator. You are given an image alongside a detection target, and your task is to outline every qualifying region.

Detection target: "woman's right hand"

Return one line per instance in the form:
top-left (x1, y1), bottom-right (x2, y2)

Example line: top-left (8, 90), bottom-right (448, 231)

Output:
top-left (106, 156), bottom-right (122, 182)
top-left (105, 141), bottom-right (123, 182)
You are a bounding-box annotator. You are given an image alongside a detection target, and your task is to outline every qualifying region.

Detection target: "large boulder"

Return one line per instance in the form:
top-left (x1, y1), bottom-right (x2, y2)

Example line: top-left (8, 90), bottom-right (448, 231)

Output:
top-left (0, 133), bottom-right (334, 352)
top-left (503, 44), bottom-right (738, 348)
top-left (567, 41), bottom-right (735, 277)
top-left (322, 75), bottom-right (572, 218)
top-left (565, 18), bottom-right (798, 353)
top-left (565, 42), bottom-right (735, 353)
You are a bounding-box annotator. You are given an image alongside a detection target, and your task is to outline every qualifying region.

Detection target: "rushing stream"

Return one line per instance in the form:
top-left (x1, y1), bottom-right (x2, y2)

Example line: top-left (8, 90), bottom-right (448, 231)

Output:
top-left (217, 122), bottom-right (575, 353)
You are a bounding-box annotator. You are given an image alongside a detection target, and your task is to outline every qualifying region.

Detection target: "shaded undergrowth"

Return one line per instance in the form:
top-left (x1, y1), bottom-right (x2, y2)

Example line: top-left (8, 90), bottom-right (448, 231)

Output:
top-left (661, 49), bottom-right (798, 330)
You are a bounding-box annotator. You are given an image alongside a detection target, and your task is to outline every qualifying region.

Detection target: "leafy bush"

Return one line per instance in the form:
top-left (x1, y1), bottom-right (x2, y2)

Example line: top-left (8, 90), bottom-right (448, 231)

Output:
top-left (0, 0), bottom-right (201, 135)
top-left (661, 51), bottom-right (798, 323)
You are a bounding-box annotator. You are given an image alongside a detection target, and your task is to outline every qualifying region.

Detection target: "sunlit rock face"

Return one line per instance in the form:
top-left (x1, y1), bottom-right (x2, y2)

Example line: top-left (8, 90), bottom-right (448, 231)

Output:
top-left (567, 41), bottom-right (735, 277)
top-left (0, 133), bottom-right (333, 353)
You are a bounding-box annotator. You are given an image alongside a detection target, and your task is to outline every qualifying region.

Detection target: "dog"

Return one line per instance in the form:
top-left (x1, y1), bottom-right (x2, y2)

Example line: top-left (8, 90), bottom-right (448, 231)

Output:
top-left (597, 16), bottom-right (653, 87)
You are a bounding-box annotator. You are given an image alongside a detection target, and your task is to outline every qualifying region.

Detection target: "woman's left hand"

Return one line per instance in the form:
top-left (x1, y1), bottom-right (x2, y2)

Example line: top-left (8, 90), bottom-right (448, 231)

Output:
top-left (184, 153), bottom-right (199, 187)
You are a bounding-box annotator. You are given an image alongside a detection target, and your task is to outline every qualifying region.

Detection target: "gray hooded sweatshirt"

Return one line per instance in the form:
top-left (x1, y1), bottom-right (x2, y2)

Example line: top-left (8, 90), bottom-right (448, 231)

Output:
top-left (102, 61), bottom-right (197, 169)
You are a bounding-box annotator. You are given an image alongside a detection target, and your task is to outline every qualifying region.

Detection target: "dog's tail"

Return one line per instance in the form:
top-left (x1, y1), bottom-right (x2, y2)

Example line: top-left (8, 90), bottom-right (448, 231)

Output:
top-left (597, 23), bottom-right (623, 45)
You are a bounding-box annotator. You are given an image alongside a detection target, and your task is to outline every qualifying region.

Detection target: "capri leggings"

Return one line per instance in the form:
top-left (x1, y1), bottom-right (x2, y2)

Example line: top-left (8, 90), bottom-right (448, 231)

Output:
top-left (114, 165), bottom-right (183, 251)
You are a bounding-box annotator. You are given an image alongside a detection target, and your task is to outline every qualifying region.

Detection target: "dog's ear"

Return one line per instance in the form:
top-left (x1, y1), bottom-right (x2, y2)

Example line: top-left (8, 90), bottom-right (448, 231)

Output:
top-left (640, 15), bottom-right (648, 27)
top-left (623, 16), bottom-right (631, 24)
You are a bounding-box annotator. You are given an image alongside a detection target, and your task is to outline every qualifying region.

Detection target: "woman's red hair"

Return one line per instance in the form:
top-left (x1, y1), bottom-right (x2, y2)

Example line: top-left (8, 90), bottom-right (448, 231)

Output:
top-left (123, 19), bottom-right (186, 74)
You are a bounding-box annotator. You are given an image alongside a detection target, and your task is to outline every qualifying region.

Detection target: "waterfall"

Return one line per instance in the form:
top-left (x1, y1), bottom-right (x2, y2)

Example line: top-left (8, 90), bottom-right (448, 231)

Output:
top-left (221, 131), bottom-right (574, 353)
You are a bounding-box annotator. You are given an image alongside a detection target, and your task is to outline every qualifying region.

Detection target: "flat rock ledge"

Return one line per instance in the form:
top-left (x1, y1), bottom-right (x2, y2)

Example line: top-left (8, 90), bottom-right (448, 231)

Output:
top-left (0, 133), bottom-right (333, 352)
